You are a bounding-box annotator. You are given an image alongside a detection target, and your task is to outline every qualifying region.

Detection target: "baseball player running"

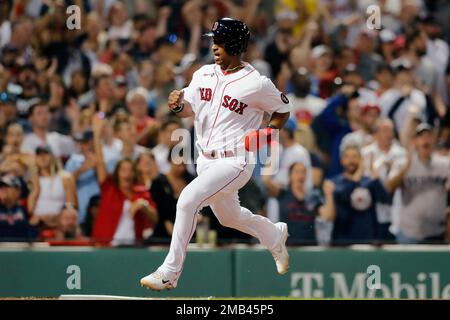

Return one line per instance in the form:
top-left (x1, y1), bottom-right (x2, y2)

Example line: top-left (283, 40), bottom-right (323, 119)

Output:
top-left (140, 18), bottom-right (292, 291)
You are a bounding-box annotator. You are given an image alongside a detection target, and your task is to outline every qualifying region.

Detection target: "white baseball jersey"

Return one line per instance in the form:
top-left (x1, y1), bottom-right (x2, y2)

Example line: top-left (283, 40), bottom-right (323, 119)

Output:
top-left (183, 63), bottom-right (292, 153)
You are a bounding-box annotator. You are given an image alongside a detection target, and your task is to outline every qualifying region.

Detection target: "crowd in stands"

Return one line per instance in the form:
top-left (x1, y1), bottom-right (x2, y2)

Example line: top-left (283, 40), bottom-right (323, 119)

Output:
top-left (0, 0), bottom-right (449, 246)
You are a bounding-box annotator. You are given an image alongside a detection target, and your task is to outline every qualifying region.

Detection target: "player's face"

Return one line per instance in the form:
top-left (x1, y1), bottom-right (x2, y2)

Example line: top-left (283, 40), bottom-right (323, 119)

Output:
top-left (341, 148), bottom-right (361, 175)
top-left (211, 39), bottom-right (231, 67)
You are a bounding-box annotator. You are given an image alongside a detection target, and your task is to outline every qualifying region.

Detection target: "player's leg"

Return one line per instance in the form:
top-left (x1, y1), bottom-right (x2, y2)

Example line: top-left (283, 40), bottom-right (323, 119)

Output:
top-left (210, 192), bottom-right (278, 249)
top-left (140, 158), bottom-right (250, 290)
top-left (210, 191), bottom-right (290, 274)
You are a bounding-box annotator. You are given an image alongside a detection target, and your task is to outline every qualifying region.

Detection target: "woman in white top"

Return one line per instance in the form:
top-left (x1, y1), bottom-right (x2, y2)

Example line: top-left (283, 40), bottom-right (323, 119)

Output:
top-left (28, 146), bottom-right (77, 229)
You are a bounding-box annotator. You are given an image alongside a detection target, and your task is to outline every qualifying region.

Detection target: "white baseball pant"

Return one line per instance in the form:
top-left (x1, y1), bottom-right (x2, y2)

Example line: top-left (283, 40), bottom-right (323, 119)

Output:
top-left (159, 154), bottom-right (280, 285)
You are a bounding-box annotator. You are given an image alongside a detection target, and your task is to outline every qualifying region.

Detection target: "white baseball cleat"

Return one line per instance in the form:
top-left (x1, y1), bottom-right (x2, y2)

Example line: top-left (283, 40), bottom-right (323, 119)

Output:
top-left (270, 222), bottom-right (290, 275)
top-left (140, 269), bottom-right (174, 291)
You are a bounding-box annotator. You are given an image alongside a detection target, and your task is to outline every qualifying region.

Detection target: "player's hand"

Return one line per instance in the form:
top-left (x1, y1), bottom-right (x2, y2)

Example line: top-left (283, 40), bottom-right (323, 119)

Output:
top-left (244, 128), bottom-right (277, 152)
top-left (168, 90), bottom-right (184, 110)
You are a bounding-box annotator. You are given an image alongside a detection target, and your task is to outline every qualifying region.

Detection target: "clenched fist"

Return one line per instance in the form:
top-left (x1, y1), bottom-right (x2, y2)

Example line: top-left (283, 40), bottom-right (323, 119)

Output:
top-left (168, 90), bottom-right (184, 110)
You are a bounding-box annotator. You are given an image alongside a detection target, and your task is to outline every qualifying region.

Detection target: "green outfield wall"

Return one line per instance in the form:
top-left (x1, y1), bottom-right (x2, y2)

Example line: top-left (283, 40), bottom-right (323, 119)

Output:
top-left (0, 246), bottom-right (449, 298)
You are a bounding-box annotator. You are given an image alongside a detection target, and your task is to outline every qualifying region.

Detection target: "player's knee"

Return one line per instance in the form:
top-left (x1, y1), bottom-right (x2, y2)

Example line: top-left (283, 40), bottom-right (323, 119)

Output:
top-left (176, 195), bottom-right (199, 214)
top-left (216, 215), bottom-right (237, 228)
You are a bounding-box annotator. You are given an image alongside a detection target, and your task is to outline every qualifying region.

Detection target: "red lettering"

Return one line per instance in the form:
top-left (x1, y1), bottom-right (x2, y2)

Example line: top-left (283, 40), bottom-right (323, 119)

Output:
top-left (234, 102), bottom-right (248, 115)
top-left (228, 99), bottom-right (238, 111)
top-left (200, 88), bottom-right (212, 101)
top-left (205, 88), bottom-right (212, 101)
top-left (222, 95), bottom-right (231, 108)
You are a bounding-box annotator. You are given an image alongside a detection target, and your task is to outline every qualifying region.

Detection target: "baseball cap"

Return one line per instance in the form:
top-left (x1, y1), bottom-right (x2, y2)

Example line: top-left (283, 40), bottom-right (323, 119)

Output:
top-left (0, 175), bottom-right (21, 188)
top-left (35, 145), bottom-right (52, 155)
top-left (73, 129), bottom-right (94, 142)
top-left (415, 123), bottom-right (432, 136)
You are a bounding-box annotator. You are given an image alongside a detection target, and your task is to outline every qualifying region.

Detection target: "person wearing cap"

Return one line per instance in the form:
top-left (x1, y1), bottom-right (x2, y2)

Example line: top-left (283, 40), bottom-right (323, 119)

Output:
top-left (378, 29), bottom-right (397, 65)
top-left (340, 103), bottom-right (381, 151)
top-left (379, 60), bottom-right (427, 133)
top-left (0, 174), bottom-right (37, 241)
top-left (65, 130), bottom-right (100, 225)
top-left (310, 44), bottom-right (338, 99)
top-left (385, 123), bottom-right (450, 244)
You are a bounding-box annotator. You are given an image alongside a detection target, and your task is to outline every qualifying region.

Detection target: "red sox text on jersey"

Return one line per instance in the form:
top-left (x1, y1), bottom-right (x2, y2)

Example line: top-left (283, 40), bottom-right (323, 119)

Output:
top-left (200, 88), bottom-right (248, 115)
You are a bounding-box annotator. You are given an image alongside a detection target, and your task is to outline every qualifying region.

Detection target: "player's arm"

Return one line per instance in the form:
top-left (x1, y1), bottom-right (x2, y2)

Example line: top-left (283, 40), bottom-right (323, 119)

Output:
top-left (245, 108), bottom-right (291, 152)
top-left (267, 111), bottom-right (290, 129)
top-left (168, 90), bottom-right (194, 118)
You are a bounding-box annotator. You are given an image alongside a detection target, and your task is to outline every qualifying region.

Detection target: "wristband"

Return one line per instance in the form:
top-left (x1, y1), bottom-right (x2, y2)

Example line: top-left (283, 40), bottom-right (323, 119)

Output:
top-left (171, 103), bottom-right (184, 114)
top-left (268, 124), bottom-right (279, 130)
